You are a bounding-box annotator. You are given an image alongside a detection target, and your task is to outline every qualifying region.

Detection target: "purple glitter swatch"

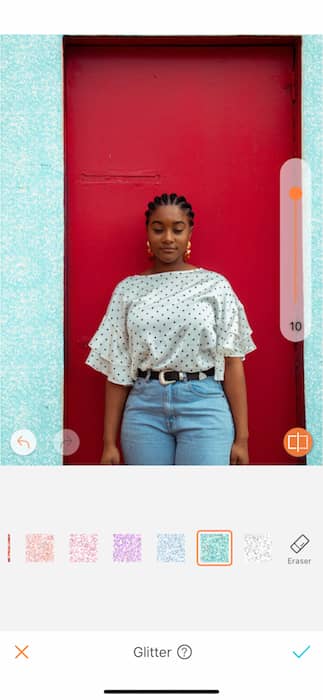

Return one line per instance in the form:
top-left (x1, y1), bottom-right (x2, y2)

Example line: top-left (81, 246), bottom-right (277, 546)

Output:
top-left (69, 533), bottom-right (98, 563)
top-left (113, 533), bottom-right (142, 562)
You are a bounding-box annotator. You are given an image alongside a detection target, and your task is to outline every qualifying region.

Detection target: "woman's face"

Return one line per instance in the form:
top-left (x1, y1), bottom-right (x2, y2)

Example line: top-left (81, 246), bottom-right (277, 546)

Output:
top-left (146, 205), bottom-right (193, 265)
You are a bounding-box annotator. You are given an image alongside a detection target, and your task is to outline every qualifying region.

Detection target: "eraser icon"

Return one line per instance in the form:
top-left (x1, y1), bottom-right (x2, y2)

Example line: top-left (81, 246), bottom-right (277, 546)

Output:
top-left (290, 534), bottom-right (310, 553)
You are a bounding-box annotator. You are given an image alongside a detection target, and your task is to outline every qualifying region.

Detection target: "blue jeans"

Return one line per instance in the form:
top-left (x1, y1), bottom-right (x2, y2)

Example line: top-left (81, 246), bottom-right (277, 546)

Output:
top-left (120, 376), bottom-right (235, 465)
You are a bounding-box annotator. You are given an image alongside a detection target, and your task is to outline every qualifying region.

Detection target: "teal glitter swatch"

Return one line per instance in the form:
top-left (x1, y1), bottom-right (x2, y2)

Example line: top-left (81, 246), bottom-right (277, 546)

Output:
top-left (199, 532), bottom-right (231, 564)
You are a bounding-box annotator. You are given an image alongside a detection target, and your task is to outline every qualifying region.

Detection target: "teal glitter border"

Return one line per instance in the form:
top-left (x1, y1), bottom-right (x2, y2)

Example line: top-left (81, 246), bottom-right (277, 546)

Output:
top-left (302, 36), bottom-right (323, 465)
top-left (1, 36), bottom-right (64, 465)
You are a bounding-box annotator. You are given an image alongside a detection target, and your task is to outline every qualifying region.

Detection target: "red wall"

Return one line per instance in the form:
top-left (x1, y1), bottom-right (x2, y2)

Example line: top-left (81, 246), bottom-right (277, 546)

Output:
top-left (64, 37), bottom-right (303, 465)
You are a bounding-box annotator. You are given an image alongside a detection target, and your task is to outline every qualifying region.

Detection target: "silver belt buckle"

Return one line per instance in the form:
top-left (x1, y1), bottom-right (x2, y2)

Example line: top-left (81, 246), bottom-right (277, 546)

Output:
top-left (159, 369), bottom-right (176, 386)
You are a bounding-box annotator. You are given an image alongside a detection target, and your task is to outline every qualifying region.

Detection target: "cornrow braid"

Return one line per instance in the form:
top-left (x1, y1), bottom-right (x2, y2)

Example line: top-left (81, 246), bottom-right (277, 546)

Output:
top-left (145, 193), bottom-right (195, 227)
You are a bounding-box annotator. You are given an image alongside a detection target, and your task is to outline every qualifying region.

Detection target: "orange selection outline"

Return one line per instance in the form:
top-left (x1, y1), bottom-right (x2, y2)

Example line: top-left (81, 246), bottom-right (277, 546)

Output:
top-left (196, 529), bottom-right (233, 566)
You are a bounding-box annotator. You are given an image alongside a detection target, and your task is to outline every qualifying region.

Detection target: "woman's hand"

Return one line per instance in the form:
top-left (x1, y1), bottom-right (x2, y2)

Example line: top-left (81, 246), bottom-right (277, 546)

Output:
top-left (223, 358), bottom-right (250, 464)
top-left (230, 438), bottom-right (249, 465)
top-left (100, 444), bottom-right (121, 465)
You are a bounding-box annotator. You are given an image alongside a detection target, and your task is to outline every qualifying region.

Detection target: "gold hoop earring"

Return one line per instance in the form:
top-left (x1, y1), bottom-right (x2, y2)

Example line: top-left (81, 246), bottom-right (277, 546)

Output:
top-left (183, 241), bottom-right (191, 262)
top-left (146, 241), bottom-right (154, 258)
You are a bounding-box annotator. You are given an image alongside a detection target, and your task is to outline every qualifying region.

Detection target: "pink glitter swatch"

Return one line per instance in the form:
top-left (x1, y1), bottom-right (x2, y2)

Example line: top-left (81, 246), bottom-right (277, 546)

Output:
top-left (113, 533), bottom-right (142, 562)
top-left (25, 534), bottom-right (54, 562)
top-left (69, 533), bottom-right (98, 563)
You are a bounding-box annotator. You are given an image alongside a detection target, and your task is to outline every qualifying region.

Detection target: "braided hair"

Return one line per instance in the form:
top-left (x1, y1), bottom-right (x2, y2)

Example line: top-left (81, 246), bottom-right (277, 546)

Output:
top-left (145, 193), bottom-right (195, 228)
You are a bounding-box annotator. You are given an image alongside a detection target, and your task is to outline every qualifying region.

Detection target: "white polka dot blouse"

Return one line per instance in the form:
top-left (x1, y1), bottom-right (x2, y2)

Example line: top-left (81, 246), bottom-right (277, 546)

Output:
top-left (85, 268), bottom-right (257, 385)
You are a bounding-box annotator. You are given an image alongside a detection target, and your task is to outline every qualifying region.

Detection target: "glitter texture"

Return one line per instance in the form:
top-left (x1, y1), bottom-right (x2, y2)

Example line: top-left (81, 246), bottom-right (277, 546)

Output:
top-left (244, 534), bottom-right (273, 562)
top-left (25, 534), bottom-right (54, 562)
top-left (197, 531), bottom-right (232, 565)
top-left (113, 534), bottom-right (142, 562)
top-left (1, 35), bottom-right (64, 465)
top-left (302, 36), bottom-right (323, 465)
top-left (157, 533), bottom-right (185, 562)
top-left (69, 533), bottom-right (98, 563)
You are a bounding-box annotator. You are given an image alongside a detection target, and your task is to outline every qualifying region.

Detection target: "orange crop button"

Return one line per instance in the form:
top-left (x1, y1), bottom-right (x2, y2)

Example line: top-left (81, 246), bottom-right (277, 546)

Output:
top-left (283, 427), bottom-right (313, 457)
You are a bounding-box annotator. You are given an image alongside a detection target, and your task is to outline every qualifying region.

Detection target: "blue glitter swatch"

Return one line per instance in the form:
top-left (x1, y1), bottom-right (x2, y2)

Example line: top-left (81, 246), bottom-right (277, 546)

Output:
top-left (157, 533), bottom-right (185, 562)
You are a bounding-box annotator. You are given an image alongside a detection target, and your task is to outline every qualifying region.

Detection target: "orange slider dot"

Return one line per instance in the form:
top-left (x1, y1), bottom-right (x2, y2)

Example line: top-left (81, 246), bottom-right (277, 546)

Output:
top-left (289, 186), bottom-right (302, 200)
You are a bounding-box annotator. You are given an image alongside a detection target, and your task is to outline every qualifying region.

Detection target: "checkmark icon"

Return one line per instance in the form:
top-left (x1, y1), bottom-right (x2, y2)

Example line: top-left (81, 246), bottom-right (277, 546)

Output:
top-left (292, 645), bottom-right (311, 658)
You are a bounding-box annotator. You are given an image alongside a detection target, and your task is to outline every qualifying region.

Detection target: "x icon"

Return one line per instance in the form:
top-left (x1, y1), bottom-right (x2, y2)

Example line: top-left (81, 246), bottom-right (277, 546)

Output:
top-left (15, 644), bottom-right (29, 659)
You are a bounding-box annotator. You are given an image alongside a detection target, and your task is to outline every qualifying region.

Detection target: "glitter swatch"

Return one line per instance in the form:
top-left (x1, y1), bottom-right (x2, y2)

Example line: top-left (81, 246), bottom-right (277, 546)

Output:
top-left (113, 534), bottom-right (142, 562)
top-left (25, 534), bottom-right (54, 562)
top-left (197, 530), bottom-right (232, 566)
top-left (244, 534), bottom-right (273, 562)
top-left (69, 533), bottom-right (98, 563)
top-left (157, 533), bottom-right (185, 562)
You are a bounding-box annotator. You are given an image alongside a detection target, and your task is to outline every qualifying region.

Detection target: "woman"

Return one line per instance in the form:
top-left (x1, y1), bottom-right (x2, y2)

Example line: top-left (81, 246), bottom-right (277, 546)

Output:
top-left (85, 193), bottom-right (256, 465)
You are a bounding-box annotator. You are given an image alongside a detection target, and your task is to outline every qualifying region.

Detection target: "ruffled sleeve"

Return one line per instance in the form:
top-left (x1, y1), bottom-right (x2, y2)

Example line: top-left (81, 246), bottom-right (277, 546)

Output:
top-left (85, 282), bottom-right (134, 385)
top-left (215, 278), bottom-right (256, 360)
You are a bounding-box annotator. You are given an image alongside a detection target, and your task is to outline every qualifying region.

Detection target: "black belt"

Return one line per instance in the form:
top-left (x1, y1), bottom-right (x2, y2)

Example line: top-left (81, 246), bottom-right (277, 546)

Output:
top-left (137, 367), bottom-right (215, 385)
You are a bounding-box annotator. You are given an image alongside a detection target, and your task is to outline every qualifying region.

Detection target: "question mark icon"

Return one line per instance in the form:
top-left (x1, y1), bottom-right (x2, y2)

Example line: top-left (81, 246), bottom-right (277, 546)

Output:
top-left (177, 644), bottom-right (192, 659)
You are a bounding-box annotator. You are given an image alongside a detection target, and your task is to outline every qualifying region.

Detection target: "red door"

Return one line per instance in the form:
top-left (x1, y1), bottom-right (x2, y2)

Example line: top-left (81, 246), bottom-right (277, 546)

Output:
top-left (64, 37), bottom-right (303, 465)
